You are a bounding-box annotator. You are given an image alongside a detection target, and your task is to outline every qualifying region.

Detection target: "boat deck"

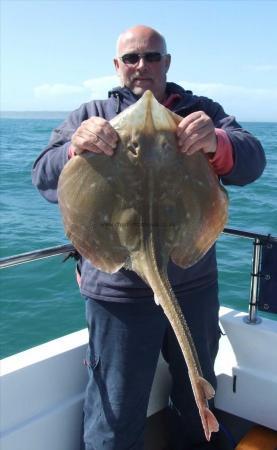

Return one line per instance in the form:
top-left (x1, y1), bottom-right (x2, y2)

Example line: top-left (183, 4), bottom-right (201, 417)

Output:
top-left (1, 306), bottom-right (277, 450)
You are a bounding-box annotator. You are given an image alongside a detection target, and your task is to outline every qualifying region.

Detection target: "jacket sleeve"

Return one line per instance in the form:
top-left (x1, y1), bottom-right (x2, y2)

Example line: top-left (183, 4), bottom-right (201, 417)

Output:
top-left (202, 98), bottom-right (266, 186)
top-left (32, 102), bottom-right (98, 203)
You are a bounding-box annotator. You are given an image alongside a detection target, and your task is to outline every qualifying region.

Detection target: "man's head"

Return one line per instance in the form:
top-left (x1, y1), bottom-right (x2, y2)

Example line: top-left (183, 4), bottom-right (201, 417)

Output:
top-left (114, 25), bottom-right (171, 102)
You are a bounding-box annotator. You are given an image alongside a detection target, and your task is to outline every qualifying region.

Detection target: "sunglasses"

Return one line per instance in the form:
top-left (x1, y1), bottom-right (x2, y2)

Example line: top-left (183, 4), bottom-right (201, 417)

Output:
top-left (119, 52), bottom-right (166, 65)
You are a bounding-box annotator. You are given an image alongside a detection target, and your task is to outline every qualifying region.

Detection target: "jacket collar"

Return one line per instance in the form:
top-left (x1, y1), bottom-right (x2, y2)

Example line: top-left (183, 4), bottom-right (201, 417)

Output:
top-left (108, 82), bottom-right (197, 114)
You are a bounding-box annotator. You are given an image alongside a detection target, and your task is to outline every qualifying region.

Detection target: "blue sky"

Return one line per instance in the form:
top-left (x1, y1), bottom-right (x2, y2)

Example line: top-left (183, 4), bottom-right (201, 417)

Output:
top-left (1, 0), bottom-right (277, 121)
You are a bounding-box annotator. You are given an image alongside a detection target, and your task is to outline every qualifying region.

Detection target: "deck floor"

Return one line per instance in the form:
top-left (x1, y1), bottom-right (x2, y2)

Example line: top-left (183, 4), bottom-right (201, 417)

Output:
top-left (144, 407), bottom-right (245, 450)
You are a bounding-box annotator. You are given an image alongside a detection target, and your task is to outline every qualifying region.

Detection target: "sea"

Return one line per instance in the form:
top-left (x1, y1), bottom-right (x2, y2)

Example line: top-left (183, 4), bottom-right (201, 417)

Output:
top-left (0, 114), bottom-right (276, 359)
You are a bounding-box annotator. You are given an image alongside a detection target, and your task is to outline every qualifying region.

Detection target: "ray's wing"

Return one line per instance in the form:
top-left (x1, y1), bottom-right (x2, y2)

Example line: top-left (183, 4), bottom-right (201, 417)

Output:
top-left (58, 153), bottom-right (129, 273)
top-left (168, 151), bottom-right (228, 269)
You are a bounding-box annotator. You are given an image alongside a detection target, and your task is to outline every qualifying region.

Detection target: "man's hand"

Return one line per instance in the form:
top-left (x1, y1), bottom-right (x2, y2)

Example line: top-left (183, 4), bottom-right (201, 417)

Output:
top-left (176, 111), bottom-right (217, 156)
top-left (71, 117), bottom-right (118, 156)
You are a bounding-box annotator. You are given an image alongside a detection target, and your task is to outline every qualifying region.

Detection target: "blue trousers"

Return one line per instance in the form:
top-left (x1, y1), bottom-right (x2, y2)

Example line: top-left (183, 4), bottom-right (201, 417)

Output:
top-left (83, 281), bottom-right (220, 450)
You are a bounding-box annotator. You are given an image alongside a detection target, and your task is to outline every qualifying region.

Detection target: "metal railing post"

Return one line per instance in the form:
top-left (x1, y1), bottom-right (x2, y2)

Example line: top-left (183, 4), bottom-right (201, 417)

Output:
top-left (244, 237), bottom-right (262, 324)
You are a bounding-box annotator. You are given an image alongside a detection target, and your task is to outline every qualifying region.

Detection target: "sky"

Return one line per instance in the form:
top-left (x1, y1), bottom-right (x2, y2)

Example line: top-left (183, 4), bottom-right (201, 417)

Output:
top-left (1, 0), bottom-right (277, 121)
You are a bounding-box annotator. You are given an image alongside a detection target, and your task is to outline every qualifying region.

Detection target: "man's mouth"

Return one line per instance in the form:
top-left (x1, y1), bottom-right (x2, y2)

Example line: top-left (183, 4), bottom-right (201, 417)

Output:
top-left (133, 77), bottom-right (152, 83)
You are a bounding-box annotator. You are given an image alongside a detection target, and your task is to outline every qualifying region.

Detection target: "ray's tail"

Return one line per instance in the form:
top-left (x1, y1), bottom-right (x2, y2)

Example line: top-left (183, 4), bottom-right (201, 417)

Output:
top-left (138, 258), bottom-right (219, 441)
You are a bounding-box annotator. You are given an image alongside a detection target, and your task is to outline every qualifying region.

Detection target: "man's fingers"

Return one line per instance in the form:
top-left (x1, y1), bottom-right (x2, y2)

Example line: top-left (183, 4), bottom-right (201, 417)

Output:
top-left (93, 118), bottom-right (118, 146)
top-left (176, 112), bottom-right (204, 138)
top-left (178, 115), bottom-right (212, 141)
top-left (178, 123), bottom-right (212, 150)
top-left (180, 131), bottom-right (217, 155)
top-left (176, 111), bottom-right (216, 155)
top-left (85, 120), bottom-right (118, 148)
top-left (82, 127), bottom-right (115, 155)
top-left (71, 117), bottom-right (118, 156)
top-left (71, 133), bottom-right (101, 154)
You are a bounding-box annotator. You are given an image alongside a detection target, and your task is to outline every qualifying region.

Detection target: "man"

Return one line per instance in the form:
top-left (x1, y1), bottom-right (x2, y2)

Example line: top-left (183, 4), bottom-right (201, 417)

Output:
top-left (32, 25), bottom-right (266, 450)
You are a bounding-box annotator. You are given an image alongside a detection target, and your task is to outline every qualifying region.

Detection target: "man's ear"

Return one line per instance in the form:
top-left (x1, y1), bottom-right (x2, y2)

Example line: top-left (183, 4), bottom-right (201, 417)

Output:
top-left (113, 58), bottom-right (120, 72)
top-left (165, 54), bottom-right (171, 73)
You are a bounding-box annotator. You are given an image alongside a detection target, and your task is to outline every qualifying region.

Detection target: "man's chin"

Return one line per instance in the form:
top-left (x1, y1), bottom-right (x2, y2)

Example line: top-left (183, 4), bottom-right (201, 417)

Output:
top-left (132, 86), bottom-right (153, 97)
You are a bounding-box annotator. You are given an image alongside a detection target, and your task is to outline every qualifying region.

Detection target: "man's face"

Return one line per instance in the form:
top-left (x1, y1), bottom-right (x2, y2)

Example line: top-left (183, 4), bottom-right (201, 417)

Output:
top-left (114, 31), bottom-right (171, 102)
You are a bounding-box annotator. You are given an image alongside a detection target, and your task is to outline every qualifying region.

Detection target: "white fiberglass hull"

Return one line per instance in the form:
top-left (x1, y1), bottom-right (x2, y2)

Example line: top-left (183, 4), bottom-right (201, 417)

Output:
top-left (1, 306), bottom-right (276, 450)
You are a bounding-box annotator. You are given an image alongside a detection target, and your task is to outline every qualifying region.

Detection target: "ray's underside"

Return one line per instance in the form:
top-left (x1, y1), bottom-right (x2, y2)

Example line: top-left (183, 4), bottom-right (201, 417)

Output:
top-left (58, 91), bottom-right (228, 440)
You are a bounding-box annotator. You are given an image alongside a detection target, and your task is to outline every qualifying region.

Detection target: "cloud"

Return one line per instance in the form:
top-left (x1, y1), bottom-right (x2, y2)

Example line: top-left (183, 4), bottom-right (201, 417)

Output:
top-left (34, 83), bottom-right (85, 98)
top-left (34, 76), bottom-right (119, 101)
top-left (33, 76), bottom-right (120, 109)
top-left (33, 77), bottom-right (277, 120)
top-left (178, 80), bottom-right (277, 100)
top-left (178, 80), bottom-right (277, 121)
top-left (83, 75), bottom-right (119, 98)
top-left (244, 64), bottom-right (277, 72)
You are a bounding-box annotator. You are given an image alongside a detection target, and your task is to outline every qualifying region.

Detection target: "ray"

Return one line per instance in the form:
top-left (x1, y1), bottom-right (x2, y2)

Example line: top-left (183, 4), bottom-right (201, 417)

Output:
top-left (57, 90), bottom-right (228, 440)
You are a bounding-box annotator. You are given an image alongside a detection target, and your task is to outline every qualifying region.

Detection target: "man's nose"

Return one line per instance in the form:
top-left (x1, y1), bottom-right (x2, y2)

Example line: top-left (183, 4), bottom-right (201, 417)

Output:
top-left (137, 56), bottom-right (147, 69)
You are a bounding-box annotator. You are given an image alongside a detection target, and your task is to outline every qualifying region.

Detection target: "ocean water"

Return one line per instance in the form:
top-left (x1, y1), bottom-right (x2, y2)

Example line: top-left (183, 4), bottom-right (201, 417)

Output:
top-left (0, 116), bottom-right (276, 359)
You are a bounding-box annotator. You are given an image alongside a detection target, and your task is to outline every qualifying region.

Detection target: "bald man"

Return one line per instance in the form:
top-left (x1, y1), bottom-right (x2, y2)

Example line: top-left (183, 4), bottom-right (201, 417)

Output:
top-left (33, 25), bottom-right (265, 450)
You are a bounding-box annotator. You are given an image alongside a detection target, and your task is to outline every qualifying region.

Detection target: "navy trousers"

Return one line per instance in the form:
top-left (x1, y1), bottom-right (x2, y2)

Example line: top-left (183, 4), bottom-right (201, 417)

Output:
top-left (83, 281), bottom-right (220, 450)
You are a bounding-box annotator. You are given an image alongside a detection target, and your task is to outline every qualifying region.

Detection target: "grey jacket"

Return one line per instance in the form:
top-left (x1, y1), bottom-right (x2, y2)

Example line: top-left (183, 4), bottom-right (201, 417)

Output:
top-left (32, 82), bottom-right (266, 302)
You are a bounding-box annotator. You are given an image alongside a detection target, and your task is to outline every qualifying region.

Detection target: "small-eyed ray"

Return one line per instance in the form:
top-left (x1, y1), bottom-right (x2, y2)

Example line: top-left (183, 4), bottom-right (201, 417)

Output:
top-left (58, 91), bottom-right (228, 440)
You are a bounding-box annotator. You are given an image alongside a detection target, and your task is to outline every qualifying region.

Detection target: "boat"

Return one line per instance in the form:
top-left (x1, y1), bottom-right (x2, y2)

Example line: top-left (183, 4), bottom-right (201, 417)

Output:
top-left (1, 227), bottom-right (277, 450)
